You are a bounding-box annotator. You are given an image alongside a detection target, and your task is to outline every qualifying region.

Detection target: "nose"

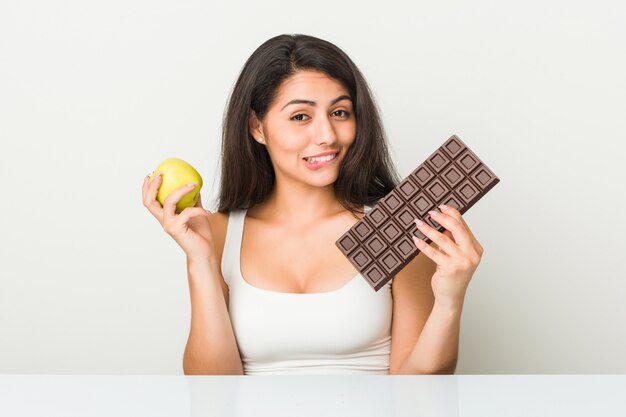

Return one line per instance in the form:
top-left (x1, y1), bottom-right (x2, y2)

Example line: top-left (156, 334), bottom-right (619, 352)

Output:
top-left (315, 115), bottom-right (338, 146)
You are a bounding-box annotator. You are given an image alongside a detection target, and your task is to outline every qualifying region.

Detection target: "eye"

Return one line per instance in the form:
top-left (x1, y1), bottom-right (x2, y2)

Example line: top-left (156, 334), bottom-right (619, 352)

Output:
top-left (291, 113), bottom-right (310, 122)
top-left (332, 110), bottom-right (351, 118)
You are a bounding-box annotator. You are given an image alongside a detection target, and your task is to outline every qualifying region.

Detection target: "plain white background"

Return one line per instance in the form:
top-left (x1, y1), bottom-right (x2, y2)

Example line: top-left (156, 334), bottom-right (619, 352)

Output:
top-left (1, 0), bottom-right (625, 374)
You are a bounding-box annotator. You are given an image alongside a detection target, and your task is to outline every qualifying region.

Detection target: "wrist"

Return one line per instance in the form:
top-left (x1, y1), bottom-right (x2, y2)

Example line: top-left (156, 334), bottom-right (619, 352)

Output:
top-left (186, 255), bottom-right (219, 278)
top-left (186, 254), bottom-right (212, 266)
top-left (432, 298), bottom-right (464, 318)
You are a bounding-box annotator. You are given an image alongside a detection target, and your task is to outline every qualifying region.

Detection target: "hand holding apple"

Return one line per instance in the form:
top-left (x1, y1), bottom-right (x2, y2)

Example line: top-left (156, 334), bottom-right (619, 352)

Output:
top-left (142, 158), bottom-right (216, 262)
top-left (149, 158), bottom-right (203, 213)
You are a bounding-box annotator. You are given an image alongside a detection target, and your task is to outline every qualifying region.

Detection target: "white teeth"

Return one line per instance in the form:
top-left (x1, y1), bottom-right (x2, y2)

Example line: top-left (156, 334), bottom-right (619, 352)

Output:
top-left (305, 153), bottom-right (337, 163)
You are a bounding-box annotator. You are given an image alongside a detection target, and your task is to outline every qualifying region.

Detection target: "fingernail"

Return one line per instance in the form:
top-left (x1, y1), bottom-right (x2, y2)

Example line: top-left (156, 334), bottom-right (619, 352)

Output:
top-left (439, 204), bottom-right (449, 211)
top-left (415, 219), bottom-right (425, 227)
top-left (187, 182), bottom-right (198, 188)
top-left (428, 210), bottom-right (439, 217)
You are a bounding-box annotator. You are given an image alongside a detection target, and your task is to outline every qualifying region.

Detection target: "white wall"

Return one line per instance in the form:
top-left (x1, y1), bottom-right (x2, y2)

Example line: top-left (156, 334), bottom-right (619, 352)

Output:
top-left (1, 0), bottom-right (625, 374)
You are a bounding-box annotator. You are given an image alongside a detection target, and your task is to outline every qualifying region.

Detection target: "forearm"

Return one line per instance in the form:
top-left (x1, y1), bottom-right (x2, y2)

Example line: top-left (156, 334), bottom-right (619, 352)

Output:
top-left (398, 300), bottom-right (463, 374)
top-left (183, 258), bottom-right (243, 375)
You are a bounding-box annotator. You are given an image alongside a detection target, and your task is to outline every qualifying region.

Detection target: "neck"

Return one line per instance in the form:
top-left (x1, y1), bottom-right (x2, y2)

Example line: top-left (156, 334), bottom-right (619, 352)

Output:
top-left (252, 180), bottom-right (345, 226)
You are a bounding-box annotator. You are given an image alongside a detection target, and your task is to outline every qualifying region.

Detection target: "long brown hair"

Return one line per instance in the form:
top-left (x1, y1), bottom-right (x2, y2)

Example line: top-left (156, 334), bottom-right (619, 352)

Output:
top-left (217, 34), bottom-right (399, 214)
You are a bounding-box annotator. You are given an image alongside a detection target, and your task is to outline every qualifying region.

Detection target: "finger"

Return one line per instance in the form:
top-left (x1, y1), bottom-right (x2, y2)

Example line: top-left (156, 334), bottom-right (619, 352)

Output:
top-left (414, 218), bottom-right (463, 258)
top-left (437, 205), bottom-right (484, 261)
top-left (194, 192), bottom-right (203, 208)
top-left (413, 236), bottom-right (448, 265)
top-left (141, 173), bottom-right (151, 201)
top-left (439, 204), bottom-right (479, 243)
top-left (144, 172), bottom-right (161, 203)
top-left (163, 206), bottom-right (211, 236)
top-left (163, 207), bottom-right (213, 259)
top-left (177, 206), bottom-right (211, 225)
top-left (162, 181), bottom-right (199, 221)
top-left (143, 173), bottom-right (165, 221)
top-left (440, 230), bottom-right (454, 254)
top-left (428, 209), bottom-right (474, 252)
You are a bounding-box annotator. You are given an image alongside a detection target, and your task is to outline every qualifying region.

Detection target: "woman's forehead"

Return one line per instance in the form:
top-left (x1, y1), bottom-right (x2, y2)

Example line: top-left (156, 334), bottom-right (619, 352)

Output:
top-left (274, 71), bottom-right (350, 103)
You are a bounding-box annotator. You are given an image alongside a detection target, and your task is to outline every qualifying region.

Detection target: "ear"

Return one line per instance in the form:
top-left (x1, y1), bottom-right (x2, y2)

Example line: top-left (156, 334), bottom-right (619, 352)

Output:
top-left (248, 111), bottom-right (265, 144)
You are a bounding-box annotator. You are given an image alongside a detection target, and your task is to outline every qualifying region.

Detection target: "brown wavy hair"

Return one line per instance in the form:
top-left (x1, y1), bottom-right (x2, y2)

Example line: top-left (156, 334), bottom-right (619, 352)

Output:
top-left (217, 34), bottom-right (399, 214)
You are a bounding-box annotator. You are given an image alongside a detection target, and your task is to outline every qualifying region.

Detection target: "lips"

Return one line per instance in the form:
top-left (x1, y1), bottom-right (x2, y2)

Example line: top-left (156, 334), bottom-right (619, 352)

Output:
top-left (302, 151), bottom-right (339, 171)
top-left (303, 152), bottom-right (338, 163)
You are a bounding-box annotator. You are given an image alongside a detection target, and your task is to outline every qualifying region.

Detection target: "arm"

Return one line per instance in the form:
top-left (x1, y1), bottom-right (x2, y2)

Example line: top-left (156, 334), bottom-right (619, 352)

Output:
top-left (390, 249), bottom-right (462, 374)
top-left (183, 257), bottom-right (243, 375)
top-left (389, 205), bottom-right (482, 374)
top-left (141, 175), bottom-right (243, 375)
top-left (396, 296), bottom-right (463, 374)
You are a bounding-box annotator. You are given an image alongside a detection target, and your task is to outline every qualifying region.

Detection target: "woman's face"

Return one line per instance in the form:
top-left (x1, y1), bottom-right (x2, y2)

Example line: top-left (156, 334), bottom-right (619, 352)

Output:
top-left (250, 70), bottom-right (356, 189)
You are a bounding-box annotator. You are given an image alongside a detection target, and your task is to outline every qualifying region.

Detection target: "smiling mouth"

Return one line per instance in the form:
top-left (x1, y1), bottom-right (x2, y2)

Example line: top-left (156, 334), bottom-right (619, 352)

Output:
top-left (303, 153), bottom-right (338, 163)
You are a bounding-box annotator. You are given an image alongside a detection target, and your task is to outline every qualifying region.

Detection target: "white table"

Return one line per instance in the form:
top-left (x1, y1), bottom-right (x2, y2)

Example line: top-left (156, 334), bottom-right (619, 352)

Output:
top-left (1, 375), bottom-right (625, 416)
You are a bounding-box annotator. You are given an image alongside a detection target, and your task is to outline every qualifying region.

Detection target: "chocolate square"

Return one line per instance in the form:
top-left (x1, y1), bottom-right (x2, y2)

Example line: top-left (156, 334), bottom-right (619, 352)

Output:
top-left (337, 233), bottom-right (358, 254)
top-left (409, 192), bottom-right (435, 217)
top-left (427, 150), bottom-right (451, 173)
top-left (363, 263), bottom-right (385, 287)
top-left (424, 178), bottom-right (450, 201)
top-left (379, 218), bottom-right (403, 245)
top-left (380, 190), bottom-right (404, 214)
top-left (351, 217), bottom-right (375, 241)
top-left (367, 206), bottom-right (388, 228)
top-left (393, 235), bottom-right (418, 258)
top-left (411, 165), bottom-right (435, 187)
top-left (441, 164), bottom-right (464, 188)
top-left (350, 248), bottom-right (373, 270)
top-left (397, 177), bottom-right (420, 201)
top-left (364, 234), bottom-right (386, 258)
top-left (380, 248), bottom-right (402, 272)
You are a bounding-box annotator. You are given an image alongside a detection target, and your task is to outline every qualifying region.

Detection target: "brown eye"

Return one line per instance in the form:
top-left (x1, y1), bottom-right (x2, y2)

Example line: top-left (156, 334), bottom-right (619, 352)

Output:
top-left (291, 114), bottom-right (310, 121)
top-left (332, 110), bottom-right (350, 118)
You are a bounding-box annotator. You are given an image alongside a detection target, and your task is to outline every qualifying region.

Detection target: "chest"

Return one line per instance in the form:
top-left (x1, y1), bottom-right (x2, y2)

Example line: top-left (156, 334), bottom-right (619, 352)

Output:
top-left (240, 217), bottom-right (359, 293)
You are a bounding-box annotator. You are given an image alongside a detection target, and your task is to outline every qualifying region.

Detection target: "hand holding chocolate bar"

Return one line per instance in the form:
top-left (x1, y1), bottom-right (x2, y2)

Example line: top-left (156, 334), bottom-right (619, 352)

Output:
top-left (336, 135), bottom-right (499, 291)
top-left (413, 204), bottom-right (483, 305)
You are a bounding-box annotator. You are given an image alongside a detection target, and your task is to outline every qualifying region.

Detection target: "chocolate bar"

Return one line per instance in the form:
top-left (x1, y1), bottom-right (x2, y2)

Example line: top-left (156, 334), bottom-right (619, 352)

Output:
top-left (336, 135), bottom-right (500, 291)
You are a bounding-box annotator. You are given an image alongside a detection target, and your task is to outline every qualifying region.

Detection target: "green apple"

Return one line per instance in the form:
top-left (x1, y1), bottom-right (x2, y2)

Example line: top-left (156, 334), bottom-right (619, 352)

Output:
top-left (150, 158), bottom-right (203, 213)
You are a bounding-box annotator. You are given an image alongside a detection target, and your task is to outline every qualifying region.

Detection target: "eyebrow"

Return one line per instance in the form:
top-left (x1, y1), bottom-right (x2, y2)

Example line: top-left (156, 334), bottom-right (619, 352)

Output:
top-left (280, 95), bottom-right (352, 111)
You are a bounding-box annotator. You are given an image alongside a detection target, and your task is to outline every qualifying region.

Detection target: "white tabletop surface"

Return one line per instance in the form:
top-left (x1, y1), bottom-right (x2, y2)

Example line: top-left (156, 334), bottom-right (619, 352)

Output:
top-left (1, 375), bottom-right (625, 417)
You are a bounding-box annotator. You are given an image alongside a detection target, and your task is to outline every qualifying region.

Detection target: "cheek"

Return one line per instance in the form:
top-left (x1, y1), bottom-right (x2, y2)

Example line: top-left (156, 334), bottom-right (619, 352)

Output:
top-left (267, 122), bottom-right (309, 153)
top-left (270, 137), bottom-right (306, 157)
top-left (339, 121), bottom-right (357, 145)
top-left (265, 134), bottom-right (306, 163)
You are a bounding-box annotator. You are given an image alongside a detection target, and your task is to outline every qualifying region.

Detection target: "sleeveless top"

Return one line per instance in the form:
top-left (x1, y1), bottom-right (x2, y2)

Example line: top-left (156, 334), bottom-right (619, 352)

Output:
top-left (220, 207), bottom-right (393, 375)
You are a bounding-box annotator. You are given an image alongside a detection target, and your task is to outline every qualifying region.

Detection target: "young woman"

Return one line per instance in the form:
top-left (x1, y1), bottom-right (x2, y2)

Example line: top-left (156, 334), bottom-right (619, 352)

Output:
top-left (141, 34), bottom-right (483, 375)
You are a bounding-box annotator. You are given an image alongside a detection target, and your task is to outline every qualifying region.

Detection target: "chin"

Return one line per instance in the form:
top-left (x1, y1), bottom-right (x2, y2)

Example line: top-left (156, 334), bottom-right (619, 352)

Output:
top-left (306, 173), bottom-right (340, 188)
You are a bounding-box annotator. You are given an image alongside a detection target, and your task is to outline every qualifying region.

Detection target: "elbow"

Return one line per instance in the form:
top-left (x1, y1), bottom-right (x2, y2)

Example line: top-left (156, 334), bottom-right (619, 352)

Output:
top-left (183, 358), bottom-right (201, 375)
top-left (183, 355), bottom-right (244, 375)
top-left (183, 367), bottom-right (244, 376)
top-left (391, 359), bottom-right (457, 375)
top-left (182, 357), bottom-right (201, 375)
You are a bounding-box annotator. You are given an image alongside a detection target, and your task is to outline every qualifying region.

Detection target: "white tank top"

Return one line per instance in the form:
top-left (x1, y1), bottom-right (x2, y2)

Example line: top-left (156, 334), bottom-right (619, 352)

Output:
top-left (220, 208), bottom-right (393, 375)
